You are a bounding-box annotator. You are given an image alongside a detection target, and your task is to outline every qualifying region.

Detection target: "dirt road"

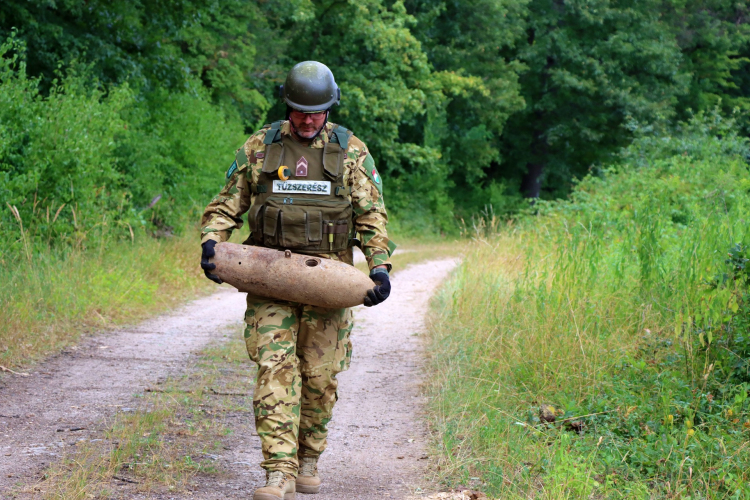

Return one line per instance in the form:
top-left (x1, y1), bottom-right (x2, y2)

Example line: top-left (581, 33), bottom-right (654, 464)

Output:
top-left (0, 258), bottom-right (458, 499)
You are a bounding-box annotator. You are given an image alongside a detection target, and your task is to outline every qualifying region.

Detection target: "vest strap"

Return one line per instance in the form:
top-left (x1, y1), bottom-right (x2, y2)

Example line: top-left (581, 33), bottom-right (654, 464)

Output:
top-left (330, 126), bottom-right (350, 150)
top-left (263, 121), bottom-right (284, 145)
top-left (335, 186), bottom-right (351, 197)
top-left (251, 184), bottom-right (267, 194)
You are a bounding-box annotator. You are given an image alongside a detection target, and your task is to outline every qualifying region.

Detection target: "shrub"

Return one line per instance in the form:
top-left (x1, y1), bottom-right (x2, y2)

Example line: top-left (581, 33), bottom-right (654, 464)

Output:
top-left (0, 35), bottom-right (246, 262)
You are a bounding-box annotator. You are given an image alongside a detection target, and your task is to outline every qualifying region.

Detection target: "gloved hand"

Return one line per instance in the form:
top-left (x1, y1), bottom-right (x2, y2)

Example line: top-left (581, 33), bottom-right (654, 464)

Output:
top-left (200, 240), bottom-right (223, 284)
top-left (364, 268), bottom-right (390, 307)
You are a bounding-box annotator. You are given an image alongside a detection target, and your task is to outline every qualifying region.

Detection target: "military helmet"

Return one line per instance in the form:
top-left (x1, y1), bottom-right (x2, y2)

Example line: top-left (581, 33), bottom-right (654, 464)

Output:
top-left (280, 61), bottom-right (341, 112)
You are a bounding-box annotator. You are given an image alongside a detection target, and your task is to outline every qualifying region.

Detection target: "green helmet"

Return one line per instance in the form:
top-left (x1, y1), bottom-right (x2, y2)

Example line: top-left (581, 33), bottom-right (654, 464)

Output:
top-left (280, 61), bottom-right (341, 112)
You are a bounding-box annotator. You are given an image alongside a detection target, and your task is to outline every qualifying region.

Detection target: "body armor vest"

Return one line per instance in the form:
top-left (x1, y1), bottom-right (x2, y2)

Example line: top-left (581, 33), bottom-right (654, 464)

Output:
top-left (246, 122), bottom-right (353, 254)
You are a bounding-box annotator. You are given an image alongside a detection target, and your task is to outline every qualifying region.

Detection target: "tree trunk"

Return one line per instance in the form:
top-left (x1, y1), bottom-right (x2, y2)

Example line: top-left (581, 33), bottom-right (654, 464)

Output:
top-left (521, 161), bottom-right (544, 199)
top-left (521, 124), bottom-right (548, 199)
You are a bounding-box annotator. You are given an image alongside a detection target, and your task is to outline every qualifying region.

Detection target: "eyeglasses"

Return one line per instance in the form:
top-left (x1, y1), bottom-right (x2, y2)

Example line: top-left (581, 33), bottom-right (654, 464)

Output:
top-left (290, 110), bottom-right (327, 119)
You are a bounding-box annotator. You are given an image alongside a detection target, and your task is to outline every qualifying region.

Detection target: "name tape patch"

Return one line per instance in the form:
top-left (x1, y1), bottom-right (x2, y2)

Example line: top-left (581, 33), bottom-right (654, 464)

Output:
top-left (272, 180), bottom-right (331, 195)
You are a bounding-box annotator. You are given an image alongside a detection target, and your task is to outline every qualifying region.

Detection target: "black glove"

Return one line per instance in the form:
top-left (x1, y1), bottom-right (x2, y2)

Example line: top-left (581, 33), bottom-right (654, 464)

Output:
top-left (364, 269), bottom-right (390, 307)
top-left (200, 240), bottom-right (223, 284)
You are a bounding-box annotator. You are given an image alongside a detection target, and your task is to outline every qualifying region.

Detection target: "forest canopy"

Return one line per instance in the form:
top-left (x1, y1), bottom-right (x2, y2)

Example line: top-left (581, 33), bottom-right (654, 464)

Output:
top-left (1, 0), bottom-right (749, 249)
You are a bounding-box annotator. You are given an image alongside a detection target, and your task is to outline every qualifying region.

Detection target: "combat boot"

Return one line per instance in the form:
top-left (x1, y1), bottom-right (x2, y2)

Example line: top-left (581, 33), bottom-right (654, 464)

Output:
top-left (296, 456), bottom-right (322, 494)
top-left (253, 470), bottom-right (296, 500)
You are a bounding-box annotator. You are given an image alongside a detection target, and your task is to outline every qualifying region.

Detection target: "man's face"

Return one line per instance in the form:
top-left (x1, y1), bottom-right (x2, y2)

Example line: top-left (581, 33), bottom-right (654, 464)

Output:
top-left (289, 110), bottom-right (327, 140)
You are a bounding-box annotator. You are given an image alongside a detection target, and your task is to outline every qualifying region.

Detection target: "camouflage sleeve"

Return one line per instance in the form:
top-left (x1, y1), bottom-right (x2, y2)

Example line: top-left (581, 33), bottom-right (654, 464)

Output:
top-left (199, 139), bottom-right (255, 244)
top-left (349, 142), bottom-right (396, 271)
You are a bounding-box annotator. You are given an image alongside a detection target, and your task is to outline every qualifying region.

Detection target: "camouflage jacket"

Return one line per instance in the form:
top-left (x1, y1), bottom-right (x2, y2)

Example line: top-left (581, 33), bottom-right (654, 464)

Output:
top-left (200, 121), bottom-right (394, 271)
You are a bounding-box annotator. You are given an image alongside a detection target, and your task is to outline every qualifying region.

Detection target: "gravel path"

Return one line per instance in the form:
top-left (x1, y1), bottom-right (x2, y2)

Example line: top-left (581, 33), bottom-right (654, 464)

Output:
top-left (0, 258), bottom-right (458, 499)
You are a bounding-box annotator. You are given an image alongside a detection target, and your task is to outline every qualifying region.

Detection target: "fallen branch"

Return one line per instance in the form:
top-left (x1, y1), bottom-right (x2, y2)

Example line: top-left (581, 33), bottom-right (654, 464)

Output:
top-left (0, 365), bottom-right (29, 377)
top-left (112, 475), bottom-right (139, 484)
top-left (208, 388), bottom-right (248, 396)
top-left (144, 387), bottom-right (192, 394)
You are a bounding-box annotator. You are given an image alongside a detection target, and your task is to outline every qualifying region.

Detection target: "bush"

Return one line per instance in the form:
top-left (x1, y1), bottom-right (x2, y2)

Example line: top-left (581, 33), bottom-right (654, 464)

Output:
top-left (428, 112), bottom-right (750, 498)
top-left (0, 35), bottom-right (246, 261)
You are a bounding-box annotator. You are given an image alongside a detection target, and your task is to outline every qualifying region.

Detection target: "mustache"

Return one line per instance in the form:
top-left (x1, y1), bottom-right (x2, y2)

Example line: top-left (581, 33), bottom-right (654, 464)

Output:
top-left (292, 121), bottom-right (325, 138)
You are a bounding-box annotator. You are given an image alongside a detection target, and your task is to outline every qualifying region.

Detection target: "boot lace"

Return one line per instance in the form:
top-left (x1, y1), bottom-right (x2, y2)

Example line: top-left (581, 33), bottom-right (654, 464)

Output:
top-left (299, 457), bottom-right (318, 476)
top-left (267, 470), bottom-right (288, 487)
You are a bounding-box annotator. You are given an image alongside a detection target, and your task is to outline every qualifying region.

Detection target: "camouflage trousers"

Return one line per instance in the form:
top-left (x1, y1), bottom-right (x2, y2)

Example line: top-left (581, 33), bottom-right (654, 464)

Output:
top-left (243, 294), bottom-right (353, 476)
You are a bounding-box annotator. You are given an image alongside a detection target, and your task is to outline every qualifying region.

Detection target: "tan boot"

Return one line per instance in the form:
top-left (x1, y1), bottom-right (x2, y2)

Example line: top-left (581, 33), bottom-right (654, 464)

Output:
top-left (296, 456), bottom-right (322, 494)
top-left (253, 470), bottom-right (296, 500)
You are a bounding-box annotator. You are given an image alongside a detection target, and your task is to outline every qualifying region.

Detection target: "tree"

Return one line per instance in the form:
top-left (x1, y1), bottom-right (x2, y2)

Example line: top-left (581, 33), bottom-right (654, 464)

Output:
top-left (405, 0), bottom-right (527, 215)
top-left (282, 0), bottom-right (485, 232)
top-left (661, 0), bottom-right (750, 131)
top-left (502, 0), bottom-right (688, 199)
top-left (0, 0), bottom-right (300, 127)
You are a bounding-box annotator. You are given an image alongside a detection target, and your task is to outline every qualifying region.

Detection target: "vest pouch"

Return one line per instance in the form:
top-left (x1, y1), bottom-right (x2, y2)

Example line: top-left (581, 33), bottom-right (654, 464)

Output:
top-left (248, 203), bottom-right (264, 243)
top-left (307, 211), bottom-right (323, 243)
top-left (279, 209), bottom-right (307, 248)
top-left (263, 206), bottom-right (281, 247)
top-left (323, 220), bottom-right (350, 252)
top-left (322, 141), bottom-right (344, 180)
top-left (263, 196), bottom-right (352, 253)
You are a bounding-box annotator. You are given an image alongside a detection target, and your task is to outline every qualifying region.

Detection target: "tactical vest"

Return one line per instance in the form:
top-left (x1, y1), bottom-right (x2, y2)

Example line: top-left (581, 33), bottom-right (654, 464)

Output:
top-left (245, 121), bottom-right (354, 254)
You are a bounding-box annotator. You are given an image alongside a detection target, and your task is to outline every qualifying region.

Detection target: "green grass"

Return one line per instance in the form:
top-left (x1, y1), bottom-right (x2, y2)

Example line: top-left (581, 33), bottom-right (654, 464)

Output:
top-left (425, 123), bottom-right (750, 499)
top-left (0, 228), bottom-right (215, 369)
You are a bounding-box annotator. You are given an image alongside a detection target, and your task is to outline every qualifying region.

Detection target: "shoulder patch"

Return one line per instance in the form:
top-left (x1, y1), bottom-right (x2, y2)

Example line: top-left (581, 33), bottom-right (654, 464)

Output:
top-left (363, 154), bottom-right (382, 193)
top-left (236, 147), bottom-right (249, 167)
top-left (226, 160), bottom-right (238, 179)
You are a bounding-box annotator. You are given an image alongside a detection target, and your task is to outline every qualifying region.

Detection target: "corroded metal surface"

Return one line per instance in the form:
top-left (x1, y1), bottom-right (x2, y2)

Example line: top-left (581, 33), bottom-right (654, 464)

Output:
top-left (211, 242), bottom-right (373, 308)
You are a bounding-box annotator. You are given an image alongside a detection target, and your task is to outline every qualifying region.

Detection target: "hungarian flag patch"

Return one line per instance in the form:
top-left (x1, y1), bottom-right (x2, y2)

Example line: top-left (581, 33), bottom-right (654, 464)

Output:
top-left (363, 153), bottom-right (382, 193)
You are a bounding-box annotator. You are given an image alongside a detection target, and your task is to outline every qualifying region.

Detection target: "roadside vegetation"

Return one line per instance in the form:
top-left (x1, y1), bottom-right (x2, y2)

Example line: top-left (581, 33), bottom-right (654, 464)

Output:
top-left (0, 229), bottom-right (212, 369)
top-left (427, 113), bottom-right (750, 499)
top-left (0, 34), bottom-right (243, 368)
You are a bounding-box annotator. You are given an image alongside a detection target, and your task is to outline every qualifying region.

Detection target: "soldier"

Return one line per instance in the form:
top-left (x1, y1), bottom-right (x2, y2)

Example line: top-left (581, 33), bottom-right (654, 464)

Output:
top-left (199, 61), bottom-right (395, 500)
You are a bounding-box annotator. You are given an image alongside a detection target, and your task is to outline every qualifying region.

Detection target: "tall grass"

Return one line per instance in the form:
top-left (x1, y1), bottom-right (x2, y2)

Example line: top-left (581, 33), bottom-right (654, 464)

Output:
top-left (0, 34), bottom-right (247, 369)
top-left (428, 114), bottom-right (750, 499)
top-left (0, 227), bottom-right (213, 368)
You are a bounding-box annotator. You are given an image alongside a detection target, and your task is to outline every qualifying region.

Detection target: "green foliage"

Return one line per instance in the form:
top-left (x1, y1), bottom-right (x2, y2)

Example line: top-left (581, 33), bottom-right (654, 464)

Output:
top-left (281, 0), bottom-right (473, 234)
top-left (662, 1), bottom-right (750, 130)
top-left (406, 0), bottom-right (750, 209)
top-left (405, 0), bottom-right (527, 215)
top-left (501, 0), bottom-right (689, 198)
top-left (0, 0), bottom-right (281, 126)
top-left (0, 227), bottom-right (212, 368)
top-left (5, 0), bottom-right (750, 236)
top-left (429, 114), bottom-right (750, 498)
top-left (0, 36), bottom-right (245, 258)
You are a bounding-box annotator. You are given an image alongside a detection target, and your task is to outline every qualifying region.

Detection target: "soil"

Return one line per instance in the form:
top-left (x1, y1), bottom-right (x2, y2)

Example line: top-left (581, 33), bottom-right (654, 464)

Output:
top-left (0, 257), bottom-right (459, 499)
